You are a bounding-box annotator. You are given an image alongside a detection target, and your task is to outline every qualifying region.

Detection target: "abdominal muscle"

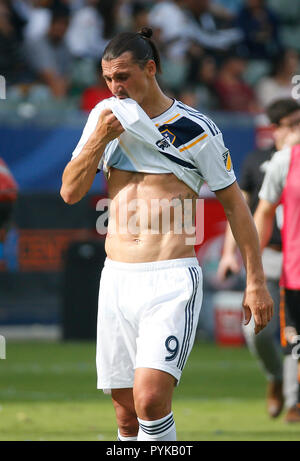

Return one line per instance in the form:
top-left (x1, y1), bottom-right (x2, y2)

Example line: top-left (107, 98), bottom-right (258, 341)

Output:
top-left (104, 167), bottom-right (198, 263)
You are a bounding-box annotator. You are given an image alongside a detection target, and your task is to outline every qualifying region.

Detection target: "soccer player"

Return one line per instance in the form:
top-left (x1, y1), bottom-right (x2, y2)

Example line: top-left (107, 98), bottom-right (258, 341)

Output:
top-left (254, 99), bottom-right (300, 423)
top-left (218, 99), bottom-right (300, 419)
top-left (60, 28), bottom-right (273, 441)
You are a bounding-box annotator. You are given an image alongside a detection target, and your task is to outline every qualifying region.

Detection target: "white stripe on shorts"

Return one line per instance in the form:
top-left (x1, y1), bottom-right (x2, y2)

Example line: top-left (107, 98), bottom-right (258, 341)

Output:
top-left (177, 267), bottom-right (200, 370)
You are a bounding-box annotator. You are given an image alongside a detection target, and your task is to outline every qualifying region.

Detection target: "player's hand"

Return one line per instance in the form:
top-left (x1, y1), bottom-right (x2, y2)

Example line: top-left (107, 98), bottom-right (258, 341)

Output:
top-left (243, 283), bottom-right (274, 335)
top-left (217, 253), bottom-right (240, 281)
top-left (93, 108), bottom-right (124, 145)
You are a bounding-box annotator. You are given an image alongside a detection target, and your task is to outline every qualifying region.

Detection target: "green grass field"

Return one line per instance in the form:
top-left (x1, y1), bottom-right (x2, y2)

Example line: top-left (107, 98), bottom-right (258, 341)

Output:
top-left (0, 340), bottom-right (299, 441)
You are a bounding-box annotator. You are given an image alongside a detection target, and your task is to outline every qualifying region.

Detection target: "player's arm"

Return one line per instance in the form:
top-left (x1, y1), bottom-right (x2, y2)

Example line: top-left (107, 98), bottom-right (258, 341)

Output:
top-left (253, 199), bottom-right (277, 250)
top-left (61, 109), bottom-right (124, 205)
top-left (215, 182), bottom-right (273, 334)
top-left (253, 147), bottom-right (288, 250)
top-left (217, 190), bottom-right (250, 280)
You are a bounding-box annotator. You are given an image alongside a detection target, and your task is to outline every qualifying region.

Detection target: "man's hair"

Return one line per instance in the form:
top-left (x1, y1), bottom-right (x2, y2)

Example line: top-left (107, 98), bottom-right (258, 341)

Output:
top-left (102, 27), bottom-right (161, 74)
top-left (266, 98), bottom-right (300, 125)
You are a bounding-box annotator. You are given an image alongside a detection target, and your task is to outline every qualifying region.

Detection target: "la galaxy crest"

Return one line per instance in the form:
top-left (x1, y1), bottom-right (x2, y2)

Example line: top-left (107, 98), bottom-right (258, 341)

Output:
top-left (161, 129), bottom-right (176, 145)
top-left (222, 150), bottom-right (232, 172)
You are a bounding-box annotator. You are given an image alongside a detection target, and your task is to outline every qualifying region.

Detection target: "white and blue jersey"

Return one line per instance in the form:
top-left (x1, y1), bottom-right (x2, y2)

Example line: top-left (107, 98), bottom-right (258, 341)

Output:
top-left (71, 97), bottom-right (236, 194)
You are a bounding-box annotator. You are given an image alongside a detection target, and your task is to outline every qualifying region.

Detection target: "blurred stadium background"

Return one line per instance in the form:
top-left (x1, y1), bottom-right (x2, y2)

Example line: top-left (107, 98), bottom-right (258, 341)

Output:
top-left (1, 0), bottom-right (300, 441)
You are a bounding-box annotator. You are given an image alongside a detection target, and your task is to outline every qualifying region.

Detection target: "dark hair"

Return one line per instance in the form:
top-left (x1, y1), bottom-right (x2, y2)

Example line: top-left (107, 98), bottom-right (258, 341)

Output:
top-left (266, 98), bottom-right (300, 125)
top-left (102, 27), bottom-right (161, 74)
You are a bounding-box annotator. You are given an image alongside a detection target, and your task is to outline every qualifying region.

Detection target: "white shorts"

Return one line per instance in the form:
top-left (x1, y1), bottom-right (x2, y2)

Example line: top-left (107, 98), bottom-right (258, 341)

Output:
top-left (96, 257), bottom-right (203, 391)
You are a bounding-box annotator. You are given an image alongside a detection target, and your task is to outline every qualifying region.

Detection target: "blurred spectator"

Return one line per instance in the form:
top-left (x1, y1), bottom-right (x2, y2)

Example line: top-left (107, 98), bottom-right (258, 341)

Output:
top-left (212, 0), bottom-right (243, 15)
top-left (3, 0), bottom-right (27, 40)
top-left (23, 8), bottom-right (72, 99)
top-left (178, 87), bottom-right (198, 108)
top-left (2, 0), bottom-right (297, 113)
top-left (23, 0), bottom-right (52, 40)
top-left (22, 0), bottom-right (70, 40)
top-left (80, 73), bottom-right (112, 112)
top-left (66, 0), bottom-right (86, 12)
top-left (113, 0), bottom-right (132, 32)
top-left (0, 0), bottom-right (28, 84)
top-left (255, 48), bottom-right (300, 108)
top-left (193, 54), bottom-right (219, 110)
top-left (148, 1), bottom-right (189, 60)
top-left (180, 0), bottom-right (242, 54)
top-left (66, 0), bottom-right (107, 59)
top-left (148, 0), bottom-right (242, 60)
top-left (148, 0), bottom-right (242, 94)
top-left (213, 53), bottom-right (261, 113)
top-left (268, 0), bottom-right (300, 52)
top-left (181, 54), bottom-right (219, 111)
top-left (131, 2), bottom-right (150, 32)
top-left (97, 0), bottom-right (118, 39)
top-left (235, 0), bottom-right (282, 60)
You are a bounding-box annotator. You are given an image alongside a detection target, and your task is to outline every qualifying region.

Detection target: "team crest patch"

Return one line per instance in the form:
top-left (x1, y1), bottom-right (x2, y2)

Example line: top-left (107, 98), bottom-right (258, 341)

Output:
top-left (161, 129), bottom-right (176, 145)
top-left (222, 150), bottom-right (232, 172)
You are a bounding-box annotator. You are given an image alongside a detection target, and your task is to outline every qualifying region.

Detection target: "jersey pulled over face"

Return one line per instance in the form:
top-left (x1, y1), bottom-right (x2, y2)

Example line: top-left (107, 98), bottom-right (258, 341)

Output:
top-left (72, 98), bottom-right (236, 192)
top-left (71, 97), bottom-right (236, 261)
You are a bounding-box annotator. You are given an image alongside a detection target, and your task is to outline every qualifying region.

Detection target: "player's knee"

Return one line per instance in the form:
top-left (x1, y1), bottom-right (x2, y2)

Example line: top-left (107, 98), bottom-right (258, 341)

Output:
top-left (134, 390), bottom-right (170, 419)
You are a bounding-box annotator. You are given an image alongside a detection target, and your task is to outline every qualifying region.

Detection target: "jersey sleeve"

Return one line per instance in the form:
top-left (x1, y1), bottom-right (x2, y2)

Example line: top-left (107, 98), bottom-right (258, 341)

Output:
top-left (258, 148), bottom-right (291, 204)
top-left (71, 101), bottom-right (107, 171)
top-left (192, 132), bottom-right (236, 191)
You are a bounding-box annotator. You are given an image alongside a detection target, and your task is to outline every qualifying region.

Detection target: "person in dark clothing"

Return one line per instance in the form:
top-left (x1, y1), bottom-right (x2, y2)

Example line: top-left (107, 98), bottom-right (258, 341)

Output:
top-left (235, 0), bottom-right (282, 60)
top-left (218, 99), bottom-right (300, 421)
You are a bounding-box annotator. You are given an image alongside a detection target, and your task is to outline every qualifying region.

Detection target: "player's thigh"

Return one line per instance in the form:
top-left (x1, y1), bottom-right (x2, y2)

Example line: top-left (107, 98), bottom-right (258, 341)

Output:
top-left (135, 265), bottom-right (203, 384)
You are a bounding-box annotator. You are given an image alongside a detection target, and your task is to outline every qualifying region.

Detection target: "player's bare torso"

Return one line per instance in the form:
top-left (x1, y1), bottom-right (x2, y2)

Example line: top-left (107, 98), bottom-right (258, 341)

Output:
top-left (105, 167), bottom-right (198, 263)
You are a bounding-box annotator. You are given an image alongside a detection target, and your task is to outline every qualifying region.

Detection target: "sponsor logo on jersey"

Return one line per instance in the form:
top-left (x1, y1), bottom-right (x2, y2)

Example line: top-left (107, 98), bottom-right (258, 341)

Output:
top-left (222, 150), bottom-right (232, 172)
top-left (156, 137), bottom-right (170, 151)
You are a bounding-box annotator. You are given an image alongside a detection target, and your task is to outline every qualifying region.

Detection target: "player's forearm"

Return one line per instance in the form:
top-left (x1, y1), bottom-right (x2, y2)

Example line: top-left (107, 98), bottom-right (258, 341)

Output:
top-left (253, 201), bottom-right (275, 250)
top-left (222, 189), bottom-right (249, 257)
top-left (218, 186), bottom-right (264, 287)
top-left (221, 221), bottom-right (238, 256)
top-left (61, 137), bottom-right (106, 204)
top-left (223, 198), bottom-right (265, 287)
top-left (216, 183), bottom-right (265, 286)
